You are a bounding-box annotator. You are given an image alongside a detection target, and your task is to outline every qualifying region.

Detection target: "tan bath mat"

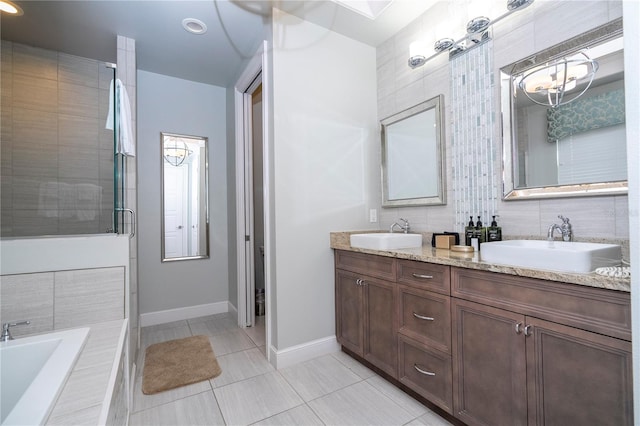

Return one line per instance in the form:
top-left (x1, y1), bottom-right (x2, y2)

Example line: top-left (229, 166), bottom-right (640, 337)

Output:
top-left (142, 335), bottom-right (222, 395)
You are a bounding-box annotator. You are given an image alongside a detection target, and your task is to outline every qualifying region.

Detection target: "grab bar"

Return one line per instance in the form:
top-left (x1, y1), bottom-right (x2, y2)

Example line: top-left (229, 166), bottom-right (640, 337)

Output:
top-left (116, 208), bottom-right (136, 238)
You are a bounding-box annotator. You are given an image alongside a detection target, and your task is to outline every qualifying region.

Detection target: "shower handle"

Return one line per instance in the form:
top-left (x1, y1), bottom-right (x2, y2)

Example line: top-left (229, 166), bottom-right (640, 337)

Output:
top-left (116, 208), bottom-right (136, 238)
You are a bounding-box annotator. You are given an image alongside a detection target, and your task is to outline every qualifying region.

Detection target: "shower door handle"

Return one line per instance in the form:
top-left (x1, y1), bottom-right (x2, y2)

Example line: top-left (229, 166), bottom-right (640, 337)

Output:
top-left (116, 208), bottom-right (136, 238)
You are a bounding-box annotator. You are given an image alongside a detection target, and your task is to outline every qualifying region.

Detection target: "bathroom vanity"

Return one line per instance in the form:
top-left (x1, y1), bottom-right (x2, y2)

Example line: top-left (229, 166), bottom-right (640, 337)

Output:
top-left (331, 232), bottom-right (632, 426)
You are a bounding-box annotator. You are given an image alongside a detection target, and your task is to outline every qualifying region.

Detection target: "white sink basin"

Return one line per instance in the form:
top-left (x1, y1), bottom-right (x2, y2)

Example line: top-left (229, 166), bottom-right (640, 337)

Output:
top-left (350, 233), bottom-right (423, 250)
top-left (481, 240), bottom-right (621, 273)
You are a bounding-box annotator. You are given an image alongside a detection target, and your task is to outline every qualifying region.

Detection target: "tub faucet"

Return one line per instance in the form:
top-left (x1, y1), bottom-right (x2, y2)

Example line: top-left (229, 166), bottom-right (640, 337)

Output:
top-left (1, 320), bottom-right (30, 342)
top-left (547, 215), bottom-right (572, 242)
top-left (390, 218), bottom-right (410, 234)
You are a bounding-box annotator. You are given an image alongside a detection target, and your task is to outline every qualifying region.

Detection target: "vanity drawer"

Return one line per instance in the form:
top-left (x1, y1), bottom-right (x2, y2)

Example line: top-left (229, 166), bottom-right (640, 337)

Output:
top-left (451, 267), bottom-right (631, 341)
top-left (398, 285), bottom-right (451, 354)
top-left (397, 260), bottom-right (450, 295)
top-left (398, 335), bottom-right (453, 414)
top-left (335, 250), bottom-right (396, 281)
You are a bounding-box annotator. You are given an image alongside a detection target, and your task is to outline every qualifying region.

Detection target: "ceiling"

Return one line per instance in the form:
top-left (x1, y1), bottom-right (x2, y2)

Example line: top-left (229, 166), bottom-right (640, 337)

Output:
top-left (0, 0), bottom-right (437, 87)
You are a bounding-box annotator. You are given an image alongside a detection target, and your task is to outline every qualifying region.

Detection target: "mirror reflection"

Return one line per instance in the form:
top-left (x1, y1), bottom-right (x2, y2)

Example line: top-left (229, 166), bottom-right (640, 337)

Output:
top-left (381, 95), bottom-right (446, 207)
top-left (501, 20), bottom-right (626, 199)
top-left (161, 133), bottom-right (209, 261)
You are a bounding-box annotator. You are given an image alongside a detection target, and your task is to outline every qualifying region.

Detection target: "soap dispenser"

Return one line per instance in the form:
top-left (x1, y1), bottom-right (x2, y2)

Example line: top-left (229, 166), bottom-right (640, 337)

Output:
top-left (464, 216), bottom-right (475, 246)
top-left (471, 216), bottom-right (486, 250)
top-left (476, 216), bottom-right (488, 243)
top-left (488, 215), bottom-right (502, 242)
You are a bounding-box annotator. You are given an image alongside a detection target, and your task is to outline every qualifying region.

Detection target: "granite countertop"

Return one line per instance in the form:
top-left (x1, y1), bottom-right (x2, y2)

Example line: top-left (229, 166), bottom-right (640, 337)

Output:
top-left (330, 232), bottom-right (631, 293)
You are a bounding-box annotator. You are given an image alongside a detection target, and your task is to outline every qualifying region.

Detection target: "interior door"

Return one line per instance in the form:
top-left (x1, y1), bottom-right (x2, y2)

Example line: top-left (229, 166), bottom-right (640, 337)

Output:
top-left (164, 162), bottom-right (187, 258)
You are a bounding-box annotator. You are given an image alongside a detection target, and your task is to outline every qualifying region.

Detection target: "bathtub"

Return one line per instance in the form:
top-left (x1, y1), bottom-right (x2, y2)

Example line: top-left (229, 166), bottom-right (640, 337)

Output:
top-left (0, 327), bottom-right (89, 425)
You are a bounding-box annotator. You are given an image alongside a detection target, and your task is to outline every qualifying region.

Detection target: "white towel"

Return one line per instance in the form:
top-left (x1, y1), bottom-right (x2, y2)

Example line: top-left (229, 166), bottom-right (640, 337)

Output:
top-left (75, 183), bottom-right (102, 221)
top-left (106, 79), bottom-right (135, 156)
top-left (38, 182), bottom-right (59, 217)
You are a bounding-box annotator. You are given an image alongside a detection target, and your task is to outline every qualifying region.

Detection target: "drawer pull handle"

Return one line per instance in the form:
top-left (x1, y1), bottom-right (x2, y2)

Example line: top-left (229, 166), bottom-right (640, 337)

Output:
top-left (414, 364), bottom-right (436, 376)
top-left (412, 273), bottom-right (433, 279)
top-left (413, 312), bottom-right (435, 321)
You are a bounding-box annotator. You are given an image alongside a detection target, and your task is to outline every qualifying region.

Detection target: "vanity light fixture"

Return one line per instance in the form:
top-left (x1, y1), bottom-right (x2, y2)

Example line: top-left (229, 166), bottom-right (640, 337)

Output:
top-left (517, 52), bottom-right (599, 107)
top-left (0, 0), bottom-right (23, 15)
top-left (408, 0), bottom-right (533, 69)
top-left (163, 137), bottom-right (192, 167)
top-left (182, 18), bottom-right (207, 35)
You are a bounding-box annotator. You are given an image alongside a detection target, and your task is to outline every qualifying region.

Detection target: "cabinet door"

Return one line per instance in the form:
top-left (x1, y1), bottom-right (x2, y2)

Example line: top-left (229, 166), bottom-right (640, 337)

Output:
top-left (363, 276), bottom-right (397, 377)
top-left (452, 298), bottom-right (527, 426)
top-left (526, 317), bottom-right (633, 426)
top-left (335, 269), bottom-right (364, 356)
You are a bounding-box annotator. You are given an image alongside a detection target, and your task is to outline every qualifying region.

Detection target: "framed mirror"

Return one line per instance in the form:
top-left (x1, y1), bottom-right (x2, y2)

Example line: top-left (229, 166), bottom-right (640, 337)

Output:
top-left (161, 132), bottom-right (209, 261)
top-left (501, 19), bottom-right (626, 200)
top-left (381, 95), bottom-right (446, 207)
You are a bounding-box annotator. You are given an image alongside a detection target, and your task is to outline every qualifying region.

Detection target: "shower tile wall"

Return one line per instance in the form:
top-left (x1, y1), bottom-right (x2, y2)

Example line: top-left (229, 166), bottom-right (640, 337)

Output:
top-left (116, 35), bottom-right (140, 376)
top-left (1, 41), bottom-right (114, 237)
top-left (376, 0), bottom-right (628, 241)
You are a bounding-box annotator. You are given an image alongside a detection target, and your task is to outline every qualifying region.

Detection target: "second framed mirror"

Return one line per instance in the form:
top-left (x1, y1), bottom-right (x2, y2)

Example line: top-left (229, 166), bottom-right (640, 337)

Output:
top-left (161, 132), bottom-right (209, 261)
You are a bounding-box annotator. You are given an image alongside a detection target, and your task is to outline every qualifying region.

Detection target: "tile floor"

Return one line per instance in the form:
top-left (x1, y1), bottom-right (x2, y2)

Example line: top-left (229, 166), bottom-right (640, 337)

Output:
top-left (129, 313), bottom-right (452, 426)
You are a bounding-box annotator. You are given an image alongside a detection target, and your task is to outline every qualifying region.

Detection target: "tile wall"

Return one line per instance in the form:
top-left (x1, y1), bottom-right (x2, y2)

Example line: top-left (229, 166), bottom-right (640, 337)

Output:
top-left (0, 41), bottom-right (115, 236)
top-left (116, 35), bottom-right (140, 374)
top-left (0, 267), bottom-right (125, 338)
top-left (377, 0), bottom-right (628, 244)
top-left (450, 40), bottom-right (498, 231)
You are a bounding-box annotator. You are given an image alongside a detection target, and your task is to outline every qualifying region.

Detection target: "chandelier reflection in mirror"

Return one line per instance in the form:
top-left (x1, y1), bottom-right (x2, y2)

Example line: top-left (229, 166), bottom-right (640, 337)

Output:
top-left (163, 136), bottom-right (193, 166)
top-left (516, 51), bottom-right (599, 108)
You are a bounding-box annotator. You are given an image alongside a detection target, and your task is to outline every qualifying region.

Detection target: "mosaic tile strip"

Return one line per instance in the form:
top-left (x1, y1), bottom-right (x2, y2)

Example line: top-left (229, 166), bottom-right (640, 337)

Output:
top-left (450, 41), bottom-right (499, 233)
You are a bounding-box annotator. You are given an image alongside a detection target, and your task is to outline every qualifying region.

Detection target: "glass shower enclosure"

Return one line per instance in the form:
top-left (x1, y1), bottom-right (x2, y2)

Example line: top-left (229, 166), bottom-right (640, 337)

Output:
top-left (0, 41), bottom-right (130, 238)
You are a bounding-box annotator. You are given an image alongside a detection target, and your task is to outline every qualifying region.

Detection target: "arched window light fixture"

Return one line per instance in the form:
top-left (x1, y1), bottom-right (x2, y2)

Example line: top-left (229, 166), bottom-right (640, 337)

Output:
top-left (163, 136), bottom-right (192, 166)
top-left (409, 0), bottom-right (534, 69)
top-left (516, 51), bottom-right (599, 108)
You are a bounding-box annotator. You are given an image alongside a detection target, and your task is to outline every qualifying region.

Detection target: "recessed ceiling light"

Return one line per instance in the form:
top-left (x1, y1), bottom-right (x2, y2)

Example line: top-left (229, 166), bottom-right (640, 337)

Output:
top-left (0, 0), bottom-right (24, 15)
top-left (182, 18), bottom-right (207, 35)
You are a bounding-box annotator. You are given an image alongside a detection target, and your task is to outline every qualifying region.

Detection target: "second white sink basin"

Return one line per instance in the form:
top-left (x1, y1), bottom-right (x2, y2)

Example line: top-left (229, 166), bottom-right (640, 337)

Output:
top-left (350, 233), bottom-right (423, 250)
top-left (481, 240), bottom-right (622, 273)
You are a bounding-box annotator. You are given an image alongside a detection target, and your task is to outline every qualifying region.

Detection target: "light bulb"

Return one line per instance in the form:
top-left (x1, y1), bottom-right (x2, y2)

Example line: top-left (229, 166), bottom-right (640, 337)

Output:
top-left (524, 75), bottom-right (552, 93)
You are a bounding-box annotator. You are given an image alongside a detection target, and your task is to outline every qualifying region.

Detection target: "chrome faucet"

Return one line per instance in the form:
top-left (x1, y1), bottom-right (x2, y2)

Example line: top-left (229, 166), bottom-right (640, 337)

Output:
top-left (1, 320), bottom-right (30, 342)
top-left (390, 218), bottom-right (410, 234)
top-left (547, 215), bottom-right (572, 242)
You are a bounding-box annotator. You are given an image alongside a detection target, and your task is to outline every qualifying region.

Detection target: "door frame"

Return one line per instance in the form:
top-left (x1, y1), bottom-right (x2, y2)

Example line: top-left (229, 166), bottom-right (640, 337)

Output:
top-left (235, 40), bottom-right (271, 360)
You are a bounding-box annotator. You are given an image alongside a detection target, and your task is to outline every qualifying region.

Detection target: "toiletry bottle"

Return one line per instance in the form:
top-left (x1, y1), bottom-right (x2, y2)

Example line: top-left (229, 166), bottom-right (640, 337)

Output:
top-left (476, 216), bottom-right (487, 244)
top-left (488, 215), bottom-right (502, 242)
top-left (465, 216), bottom-right (475, 246)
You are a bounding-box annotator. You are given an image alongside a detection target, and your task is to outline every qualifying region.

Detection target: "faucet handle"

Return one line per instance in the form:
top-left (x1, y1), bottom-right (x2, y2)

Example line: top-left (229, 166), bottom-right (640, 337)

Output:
top-left (558, 215), bottom-right (570, 224)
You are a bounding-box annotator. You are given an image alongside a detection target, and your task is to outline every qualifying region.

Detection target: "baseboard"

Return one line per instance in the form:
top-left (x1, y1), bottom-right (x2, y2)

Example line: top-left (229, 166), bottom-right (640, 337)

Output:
top-left (139, 301), bottom-right (229, 327)
top-left (270, 335), bottom-right (340, 369)
top-left (227, 301), bottom-right (238, 316)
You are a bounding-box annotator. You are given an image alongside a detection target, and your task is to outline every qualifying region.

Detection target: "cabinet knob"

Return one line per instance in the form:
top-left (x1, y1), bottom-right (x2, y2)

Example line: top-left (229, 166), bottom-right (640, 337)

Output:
top-left (413, 312), bottom-right (435, 321)
top-left (515, 322), bottom-right (523, 334)
top-left (524, 325), bottom-right (533, 337)
top-left (414, 364), bottom-right (436, 376)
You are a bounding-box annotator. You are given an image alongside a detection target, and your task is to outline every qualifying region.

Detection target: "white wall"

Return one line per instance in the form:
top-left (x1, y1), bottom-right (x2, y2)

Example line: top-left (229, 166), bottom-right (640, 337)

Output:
top-left (270, 9), bottom-right (378, 350)
top-left (137, 70), bottom-right (228, 315)
top-left (622, 1), bottom-right (640, 422)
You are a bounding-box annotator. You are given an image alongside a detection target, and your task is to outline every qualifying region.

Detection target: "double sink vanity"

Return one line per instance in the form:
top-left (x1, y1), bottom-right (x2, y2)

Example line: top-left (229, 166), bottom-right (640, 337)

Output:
top-left (331, 231), bottom-right (631, 426)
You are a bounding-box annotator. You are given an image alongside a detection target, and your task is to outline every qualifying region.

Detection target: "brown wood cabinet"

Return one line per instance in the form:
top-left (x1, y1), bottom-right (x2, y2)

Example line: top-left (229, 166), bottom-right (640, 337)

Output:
top-left (334, 251), bottom-right (632, 426)
top-left (451, 267), bottom-right (633, 426)
top-left (335, 251), bottom-right (397, 377)
top-left (525, 317), bottom-right (632, 426)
